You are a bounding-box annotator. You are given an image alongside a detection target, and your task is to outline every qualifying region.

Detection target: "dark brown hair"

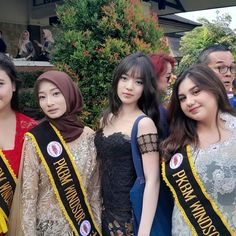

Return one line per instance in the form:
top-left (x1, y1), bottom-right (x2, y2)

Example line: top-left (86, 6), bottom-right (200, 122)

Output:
top-left (161, 64), bottom-right (236, 160)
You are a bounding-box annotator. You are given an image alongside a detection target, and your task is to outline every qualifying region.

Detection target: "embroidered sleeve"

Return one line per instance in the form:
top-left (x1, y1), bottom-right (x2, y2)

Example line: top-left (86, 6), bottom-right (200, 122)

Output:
top-left (21, 136), bottom-right (40, 235)
top-left (137, 133), bottom-right (159, 155)
top-left (85, 132), bottom-right (102, 229)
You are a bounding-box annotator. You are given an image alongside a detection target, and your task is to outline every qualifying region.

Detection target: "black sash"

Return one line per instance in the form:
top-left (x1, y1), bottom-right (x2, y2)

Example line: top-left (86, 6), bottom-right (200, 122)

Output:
top-left (0, 150), bottom-right (17, 233)
top-left (162, 145), bottom-right (235, 236)
top-left (28, 121), bottom-right (101, 236)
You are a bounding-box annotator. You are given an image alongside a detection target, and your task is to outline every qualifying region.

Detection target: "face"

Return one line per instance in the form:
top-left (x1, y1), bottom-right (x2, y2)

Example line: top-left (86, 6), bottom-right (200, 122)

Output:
top-left (38, 80), bottom-right (67, 119)
top-left (22, 31), bottom-right (29, 40)
top-left (157, 62), bottom-right (172, 92)
top-left (0, 70), bottom-right (15, 112)
top-left (178, 77), bottom-right (218, 123)
top-left (207, 51), bottom-right (235, 92)
top-left (117, 67), bottom-right (144, 106)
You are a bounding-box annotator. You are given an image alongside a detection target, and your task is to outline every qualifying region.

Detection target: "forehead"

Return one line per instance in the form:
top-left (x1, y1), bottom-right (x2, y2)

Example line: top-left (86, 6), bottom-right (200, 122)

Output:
top-left (38, 80), bottom-right (58, 92)
top-left (178, 77), bottom-right (196, 94)
top-left (208, 51), bottom-right (234, 65)
top-left (125, 66), bottom-right (141, 78)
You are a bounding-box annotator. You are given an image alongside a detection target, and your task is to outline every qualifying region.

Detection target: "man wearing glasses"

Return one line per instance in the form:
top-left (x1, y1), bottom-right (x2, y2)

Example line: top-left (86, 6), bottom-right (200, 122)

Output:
top-left (198, 44), bottom-right (235, 96)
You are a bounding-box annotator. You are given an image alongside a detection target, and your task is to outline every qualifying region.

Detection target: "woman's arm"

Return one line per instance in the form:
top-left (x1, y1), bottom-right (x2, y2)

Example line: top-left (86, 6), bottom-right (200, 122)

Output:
top-left (137, 118), bottom-right (160, 236)
top-left (85, 129), bottom-right (102, 228)
top-left (20, 135), bottom-right (40, 235)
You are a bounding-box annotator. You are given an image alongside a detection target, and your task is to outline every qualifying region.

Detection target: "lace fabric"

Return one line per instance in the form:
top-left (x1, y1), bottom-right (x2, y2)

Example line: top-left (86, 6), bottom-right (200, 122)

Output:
top-left (172, 113), bottom-right (236, 235)
top-left (95, 131), bottom-right (136, 235)
top-left (17, 126), bottom-right (101, 236)
top-left (137, 133), bottom-right (159, 155)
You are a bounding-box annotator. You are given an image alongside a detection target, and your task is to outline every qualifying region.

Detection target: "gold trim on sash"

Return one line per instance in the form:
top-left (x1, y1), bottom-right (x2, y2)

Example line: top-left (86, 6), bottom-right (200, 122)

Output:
top-left (26, 123), bottom-right (101, 236)
top-left (0, 150), bottom-right (17, 234)
top-left (162, 145), bottom-right (235, 236)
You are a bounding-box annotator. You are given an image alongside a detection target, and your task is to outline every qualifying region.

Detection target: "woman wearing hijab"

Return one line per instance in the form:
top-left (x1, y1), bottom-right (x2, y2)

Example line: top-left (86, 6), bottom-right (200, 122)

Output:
top-left (34, 29), bottom-right (54, 61)
top-left (9, 71), bottom-right (101, 236)
top-left (17, 30), bottom-right (35, 60)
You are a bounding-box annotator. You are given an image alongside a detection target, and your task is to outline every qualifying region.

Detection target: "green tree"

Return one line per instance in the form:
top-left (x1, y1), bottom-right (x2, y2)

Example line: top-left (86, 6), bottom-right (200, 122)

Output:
top-left (178, 12), bottom-right (236, 74)
top-left (51, 0), bottom-right (168, 127)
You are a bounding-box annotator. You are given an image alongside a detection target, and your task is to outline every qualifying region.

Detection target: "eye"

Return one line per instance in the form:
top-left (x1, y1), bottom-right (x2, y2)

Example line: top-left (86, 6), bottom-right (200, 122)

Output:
top-left (136, 79), bottom-right (143, 85)
top-left (0, 82), bottom-right (4, 86)
top-left (179, 96), bottom-right (186, 102)
top-left (166, 75), bottom-right (171, 82)
top-left (120, 75), bottom-right (127, 81)
top-left (53, 91), bottom-right (61, 96)
top-left (38, 95), bottom-right (45, 100)
top-left (192, 88), bottom-right (200, 95)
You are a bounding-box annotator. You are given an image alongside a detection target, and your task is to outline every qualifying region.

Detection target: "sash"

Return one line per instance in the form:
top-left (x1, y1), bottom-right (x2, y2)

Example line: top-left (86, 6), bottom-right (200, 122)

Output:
top-left (0, 150), bottom-right (17, 233)
top-left (28, 121), bottom-right (101, 236)
top-left (162, 145), bottom-right (235, 236)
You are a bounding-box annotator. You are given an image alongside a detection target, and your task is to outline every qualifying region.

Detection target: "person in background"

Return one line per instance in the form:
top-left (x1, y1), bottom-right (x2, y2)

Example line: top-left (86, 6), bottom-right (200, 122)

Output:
top-left (17, 30), bottom-right (35, 60)
top-left (197, 44), bottom-right (235, 96)
top-left (0, 53), bottom-right (37, 235)
top-left (161, 64), bottom-right (236, 235)
top-left (229, 79), bottom-right (236, 108)
top-left (95, 52), bottom-right (161, 235)
top-left (0, 31), bottom-right (7, 53)
top-left (148, 53), bottom-right (175, 138)
top-left (148, 53), bottom-right (175, 235)
top-left (9, 70), bottom-right (101, 236)
top-left (34, 29), bottom-right (54, 61)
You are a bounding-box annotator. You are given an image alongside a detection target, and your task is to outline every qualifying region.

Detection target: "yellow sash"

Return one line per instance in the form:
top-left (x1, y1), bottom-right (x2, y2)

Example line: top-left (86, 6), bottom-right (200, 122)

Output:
top-left (0, 150), bottom-right (17, 234)
top-left (27, 121), bottom-right (101, 236)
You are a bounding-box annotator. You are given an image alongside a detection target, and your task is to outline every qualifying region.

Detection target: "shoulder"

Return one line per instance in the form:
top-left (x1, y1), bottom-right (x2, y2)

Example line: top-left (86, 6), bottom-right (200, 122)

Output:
top-left (83, 126), bottom-right (95, 135)
top-left (138, 116), bottom-right (157, 135)
top-left (221, 113), bottom-right (236, 130)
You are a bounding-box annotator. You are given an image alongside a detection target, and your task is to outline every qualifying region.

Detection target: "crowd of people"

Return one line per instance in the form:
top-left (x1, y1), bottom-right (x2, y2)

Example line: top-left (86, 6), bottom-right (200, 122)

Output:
top-left (0, 29), bottom-right (54, 61)
top-left (0, 41), bottom-right (235, 236)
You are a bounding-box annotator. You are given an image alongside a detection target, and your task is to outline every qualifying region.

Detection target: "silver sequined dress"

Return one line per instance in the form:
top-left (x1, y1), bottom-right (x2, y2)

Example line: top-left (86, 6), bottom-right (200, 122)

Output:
top-left (172, 113), bottom-right (236, 235)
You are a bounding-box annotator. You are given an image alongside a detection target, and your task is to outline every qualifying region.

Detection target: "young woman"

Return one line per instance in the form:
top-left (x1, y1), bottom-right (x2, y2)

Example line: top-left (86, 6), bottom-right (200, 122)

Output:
top-left (10, 71), bottom-right (101, 235)
top-left (34, 29), bottom-right (54, 61)
top-left (95, 52), bottom-right (161, 235)
top-left (161, 64), bottom-right (236, 235)
top-left (17, 30), bottom-right (35, 60)
top-left (0, 53), bottom-right (37, 234)
top-left (148, 53), bottom-right (176, 236)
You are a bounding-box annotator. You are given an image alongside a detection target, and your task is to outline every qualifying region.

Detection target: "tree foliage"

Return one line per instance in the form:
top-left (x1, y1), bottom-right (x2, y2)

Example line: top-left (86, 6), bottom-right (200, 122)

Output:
top-left (51, 0), bottom-right (168, 127)
top-left (178, 12), bottom-right (236, 74)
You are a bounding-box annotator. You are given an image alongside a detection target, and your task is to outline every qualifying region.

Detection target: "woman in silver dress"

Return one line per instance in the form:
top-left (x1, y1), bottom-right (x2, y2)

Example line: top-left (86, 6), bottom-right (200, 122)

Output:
top-left (161, 64), bottom-right (236, 236)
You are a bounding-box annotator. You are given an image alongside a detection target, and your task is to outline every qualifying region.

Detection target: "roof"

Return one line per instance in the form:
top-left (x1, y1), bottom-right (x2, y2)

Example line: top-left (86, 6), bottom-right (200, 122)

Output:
top-left (143, 0), bottom-right (236, 16)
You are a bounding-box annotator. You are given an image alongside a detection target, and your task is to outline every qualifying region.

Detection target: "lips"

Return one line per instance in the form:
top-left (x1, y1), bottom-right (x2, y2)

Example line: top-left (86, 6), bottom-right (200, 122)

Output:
top-left (189, 106), bottom-right (200, 113)
top-left (123, 92), bottom-right (133, 97)
top-left (47, 109), bottom-right (58, 113)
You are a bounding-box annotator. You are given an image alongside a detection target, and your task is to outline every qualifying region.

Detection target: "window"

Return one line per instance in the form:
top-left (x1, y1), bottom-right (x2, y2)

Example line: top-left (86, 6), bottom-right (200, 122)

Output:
top-left (33, 0), bottom-right (60, 6)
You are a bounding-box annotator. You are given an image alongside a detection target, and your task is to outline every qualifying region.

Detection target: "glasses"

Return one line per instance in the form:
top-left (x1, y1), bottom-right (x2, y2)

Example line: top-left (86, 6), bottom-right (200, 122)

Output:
top-left (215, 65), bottom-right (236, 74)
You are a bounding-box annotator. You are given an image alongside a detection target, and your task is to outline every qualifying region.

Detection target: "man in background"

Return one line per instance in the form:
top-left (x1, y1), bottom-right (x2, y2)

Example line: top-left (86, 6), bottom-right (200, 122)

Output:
top-left (198, 44), bottom-right (235, 96)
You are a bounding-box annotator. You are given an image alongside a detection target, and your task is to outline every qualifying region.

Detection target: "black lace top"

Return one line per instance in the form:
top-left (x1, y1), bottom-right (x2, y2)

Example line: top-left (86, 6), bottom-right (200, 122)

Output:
top-left (95, 131), bottom-right (136, 210)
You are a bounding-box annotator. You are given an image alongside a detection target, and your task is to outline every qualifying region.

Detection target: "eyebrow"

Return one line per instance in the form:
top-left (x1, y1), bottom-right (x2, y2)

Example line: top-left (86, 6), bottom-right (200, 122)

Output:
top-left (38, 87), bottom-right (59, 93)
top-left (178, 85), bottom-right (199, 96)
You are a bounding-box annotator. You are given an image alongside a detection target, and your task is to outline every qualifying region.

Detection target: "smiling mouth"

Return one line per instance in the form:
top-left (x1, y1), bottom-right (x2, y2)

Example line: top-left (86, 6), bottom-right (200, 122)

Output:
top-left (189, 107), bottom-right (199, 113)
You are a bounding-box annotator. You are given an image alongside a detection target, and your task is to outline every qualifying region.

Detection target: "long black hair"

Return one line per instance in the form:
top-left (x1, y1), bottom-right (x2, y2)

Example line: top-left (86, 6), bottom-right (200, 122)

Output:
top-left (102, 52), bottom-right (161, 131)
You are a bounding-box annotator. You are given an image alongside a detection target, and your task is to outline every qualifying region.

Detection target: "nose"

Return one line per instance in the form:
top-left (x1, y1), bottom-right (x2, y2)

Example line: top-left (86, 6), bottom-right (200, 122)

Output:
top-left (186, 96), bottom-right (195, 107)
top-left (46, 96), bottom-right (54, 106)
top-left (126, 79), bottom-right (134, 90)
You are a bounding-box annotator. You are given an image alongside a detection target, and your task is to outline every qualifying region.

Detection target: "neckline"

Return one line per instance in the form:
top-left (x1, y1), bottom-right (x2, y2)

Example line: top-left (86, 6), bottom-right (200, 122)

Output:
top-left (99, 131), bottom-right (131, 140)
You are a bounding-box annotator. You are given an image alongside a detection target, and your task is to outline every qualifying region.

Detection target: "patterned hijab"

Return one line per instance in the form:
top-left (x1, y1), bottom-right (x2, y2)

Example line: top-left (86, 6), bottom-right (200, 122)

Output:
top-left (35, 70), bottom-right (84, 142)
